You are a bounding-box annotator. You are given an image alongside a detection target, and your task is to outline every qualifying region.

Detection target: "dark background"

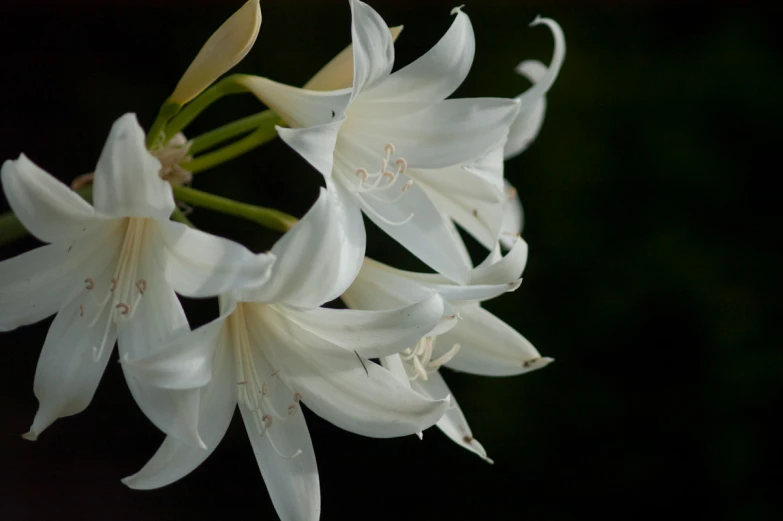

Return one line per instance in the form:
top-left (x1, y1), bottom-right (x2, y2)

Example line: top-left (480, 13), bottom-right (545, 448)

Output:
top-left (0, 0), bottom-right (780, 519)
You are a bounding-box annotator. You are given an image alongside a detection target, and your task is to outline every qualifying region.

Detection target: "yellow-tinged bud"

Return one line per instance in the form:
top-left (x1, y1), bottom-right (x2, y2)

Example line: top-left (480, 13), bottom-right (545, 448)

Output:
top-left (169, 0), bottom-right (262, 104)
top-left (304, 25), bottom-right (403, 91)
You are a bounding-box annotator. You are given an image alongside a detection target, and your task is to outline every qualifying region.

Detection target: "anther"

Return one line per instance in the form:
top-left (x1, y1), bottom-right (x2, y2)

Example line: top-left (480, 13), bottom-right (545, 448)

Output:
top-left (294, 392), bottom-right (302, 403)
top-left (395, 158), bottom-right (407, 173)
top-left (110, 278), bottom-right (118, 292)
top-left (271, 369), bottom-right (280, 377)
top-left (384, 143), bottom-right (395, 156)
top-left (84, 278), bottom-right (95, 290)
top-left (116, 303), bottom-right (131, 315)
top-left (135, 280), bottom-right (147, 295)
top-left (262, 382), bottom-right (268, 396)
top-left (287, 404), bottom-right (297, 415)
top-left (262, 414), bottom-right (273, 428)
top-left (355, 168), bottom-right (369, 182)
top-left (79, 304), bottom-right (84, 317)
top-left (402, 180), bottom-right (414, 192)
top-left (382, 171), bottom-right (395, 183)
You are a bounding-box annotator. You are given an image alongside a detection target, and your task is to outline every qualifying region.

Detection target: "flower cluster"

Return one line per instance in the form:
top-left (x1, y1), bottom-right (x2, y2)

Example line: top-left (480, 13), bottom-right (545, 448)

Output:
top-left (0, 1), bottom-right (564, 519)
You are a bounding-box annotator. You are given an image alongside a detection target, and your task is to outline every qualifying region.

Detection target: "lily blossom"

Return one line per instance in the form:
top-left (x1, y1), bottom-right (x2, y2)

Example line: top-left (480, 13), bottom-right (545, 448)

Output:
top-left (0, 113), bottom-right (274, 444)
top-left (121, 188), bottom-right (451, 521)
top-left (240, 0), bottom-right (521, 283)
top-left (341, 238), bottom-right (552, 461)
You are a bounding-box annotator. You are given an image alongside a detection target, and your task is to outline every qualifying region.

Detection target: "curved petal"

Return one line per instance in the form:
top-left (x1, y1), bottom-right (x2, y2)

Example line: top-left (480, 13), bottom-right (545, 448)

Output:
top-left (471, 237), bottom-right (528, 285)
top-left (247, 304), bottom-right (449, 438)
top-left (355, 176), bottom-right (472, 284)
top-left (154, 220), bottom-right (274, 298)
top-left (515, 17), bottom-right (566, 113)
top-left (1, 154), bottom-right (99, 243)
top-left (284, 294), bottom-right (446, 358)
top-left (411, 371), bottom-right (491, 462)
top-left (499, 181), bottom-right (524, 247)
top-left (117, 265), bottom-right (204, 447)
top-left (24, 292), bottom-right (117, 440)
top-left (352, 98), bottom-right (520, 170)
top-left (239, 386), bottom-right (319, 521)
top-left (362, 8), bottom-right (474, 102)
top-left (504, 60), bottom-right (548, 159)
top-left (122, 343), bottom-right (237, 489)
top-left (242, 76), bottom-right (351, 129)
top-left (443, 304), bottom-right (552, 376)
top-left (245, 186), bottom-right (365, 308)
top-left (305, 26), bottom-right (404, 92)
top-left (276, 118), bottom-right (346, 178)
top-left (92, 114), bottom-right (175, 220)
top-left (349, 0), bottom-right (395, 97)
top-left (0, 220), bottom-right (122, 331)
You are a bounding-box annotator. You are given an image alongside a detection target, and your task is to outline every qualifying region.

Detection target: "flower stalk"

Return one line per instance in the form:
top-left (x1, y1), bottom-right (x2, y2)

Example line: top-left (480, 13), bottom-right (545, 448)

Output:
top-left (189, 110), bottom-right (280, 155)
top-left (172, 185), bottom-right (297, 233)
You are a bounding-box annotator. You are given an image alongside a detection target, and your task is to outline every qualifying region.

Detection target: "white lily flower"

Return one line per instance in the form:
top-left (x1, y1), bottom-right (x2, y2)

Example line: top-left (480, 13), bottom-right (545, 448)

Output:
top-left (0, 113), bottom-right (274, 444)
top-left (342, 238), bottom-right (552, 461)
top-left (121, 188), bottom-right (450, 521)
top-left (241, 0), bottom-right (521, 283)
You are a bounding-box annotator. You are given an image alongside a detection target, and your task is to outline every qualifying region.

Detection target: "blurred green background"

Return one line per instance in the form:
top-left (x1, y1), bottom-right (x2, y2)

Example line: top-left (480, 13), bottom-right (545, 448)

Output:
top-left (0, 1), bottom-right (780, 519)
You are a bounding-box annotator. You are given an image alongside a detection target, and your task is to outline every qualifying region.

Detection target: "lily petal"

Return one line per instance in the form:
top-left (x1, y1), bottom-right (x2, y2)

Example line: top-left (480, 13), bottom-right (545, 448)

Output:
top-left (284, 293), bottom-right (445, 358)
top-left (92, 114), bottom-right (175, 220)
top-left (353, 98), bottom-right (520, 170)
top-left (1, 154), bottom-right (98, 243)
top-left (169, 0), bottom-right (262, 105)
top-left (0, 221), bottom-right (121, 331)
top-left (122, 344), bottom-right (237, 489)
top-left (305, 26), bottom-right (404, 92)
top-left (277, 119), bottom-right (346, 178)
top-left (362, 8), bottom-right (474, 102)
top-left (411, 371), bottom-right (491, 462)
top-left (154, 220), bottom-right (274, 298)
top-left (516, 17), bottom-right (566, 113)
top-left (24, 292), bottom-right (117, 440)
top-left (471, 237), bottom-right (528, 286)
top-left (499, 181), bottom-right (524, 248)
top-left (239, 383), bottom-right (319, 521)
top-left (505, 60), bottom-right (548, 159)
top-left (242, 76), bottom-right (351, 129)
top-left (248, 305), bottom-right (449, 438)
top-left (245, 186), bottom-right (364, 308)
top-left (443, 303), bottom-right (551, 376)
top-left (349, 0), bottom-right (395, 97)
top-left (356, 177), bottom-right (472, 284)
top-left (117, 266), bottom-right (204, 448)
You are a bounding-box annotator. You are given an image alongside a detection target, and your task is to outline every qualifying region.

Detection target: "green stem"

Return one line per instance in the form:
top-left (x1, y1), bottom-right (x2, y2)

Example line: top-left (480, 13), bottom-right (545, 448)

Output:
top-left (189, 110), bottom-right (281, 155)
top-left (164, 74), bottom-right (252, 143)
top-left (182, 122), bottom-right (280, 174)
top-left (171, 207), bottom-right (195, 228)
top-left (146, 102), bottom-right (181, 149)
top-left (172, 185), bottom-right (297, 233)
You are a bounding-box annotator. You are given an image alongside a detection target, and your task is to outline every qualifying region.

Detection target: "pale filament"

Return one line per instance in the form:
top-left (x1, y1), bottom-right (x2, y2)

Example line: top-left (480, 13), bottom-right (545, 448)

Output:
top-left (231, 307), bottom-right (302, 460)
top-left (80, 218), bottom-right (149, 362)
top-left (351, 143), bottom-right (415, 227)
top-left (401, 336), bottom-right (461, 381)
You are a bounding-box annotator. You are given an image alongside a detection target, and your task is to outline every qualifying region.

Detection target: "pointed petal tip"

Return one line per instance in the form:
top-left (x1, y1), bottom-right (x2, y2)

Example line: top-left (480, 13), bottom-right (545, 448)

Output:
top-left (416, 431), bottom-right (424, 440)
top-left (484, 456), bottom-right (495, 465)
top-left (451, 4), bottom-right (465, 15)
top-left (21, 430), bottom-right (37, 441)
top-left (522, 356), bottom-right (554, 371)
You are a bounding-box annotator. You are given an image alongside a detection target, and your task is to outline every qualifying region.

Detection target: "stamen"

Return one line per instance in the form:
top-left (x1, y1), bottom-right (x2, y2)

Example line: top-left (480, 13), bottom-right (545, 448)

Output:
top-left (115, 303), bottom-right (131, 315)
top-left (428, 343), bottom-right (461, 368)
top-left (135, 280), bottom-right (147, 295)
top-left (384, 143), bottom-right (395, 156)
top-left (294, 392), bottom-right (302, 403)
top-left (79, 304), bottom-right (84, 318)
top-left (355, 168), bottom-right (369, 182)
top-left (395, 158), bottom-right (407, 174)
top-left (84, 278), bottom-right (95, 290)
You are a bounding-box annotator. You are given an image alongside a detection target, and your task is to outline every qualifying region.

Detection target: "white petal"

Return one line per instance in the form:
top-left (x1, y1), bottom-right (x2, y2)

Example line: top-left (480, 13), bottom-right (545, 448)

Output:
top-left (1, 154), bottom-right (99, 243)
top-left (277, 119), bottom-right (345, 178)
top-left (355, 176), bottom-right (472, 284)
top-left (443, 304), bottom-right (551, 376)
top-left (516, 17), bottom-right (566, 113)
top-left (24, 293), bottom-right (117, 440)
top-left (241, 76), bottom-right (352, 129)
top-left (92, 114), bottom-right (175, 220)
top-left (122, 344), bottom-right (237, 489)
top-left (362, 8), bottom-right (474, 102)
top-left (244, 186), bottom-right (364, 308)
top-left (239, 395), bottom-right (319, 521)
top-left (284, 294), bottom-right (445, 358)
top-left (471, 237), bottom-right (528, 286)
top-left (154, 220), bottom-right (274, 298)
top-left (117, 267), bottom-right (204, 447)
top-left (352, 98), bottom-right (520, 170)
top-left (169, 0), bottom-right (262, 104)
top-left (411, 371), bottom-right (491, 462)
top-left (504, 60), bottom-right (548, 159)
top-left (349, 0), bottom-right (395, 97)
top-left (248, 305), bottom-right (449, 438)
top-left (305, 26), bottom-right (404, 92)
top-left (499, 181), bottom-right (524, 248)
top-left (0, 224), bottom-right (121, 331)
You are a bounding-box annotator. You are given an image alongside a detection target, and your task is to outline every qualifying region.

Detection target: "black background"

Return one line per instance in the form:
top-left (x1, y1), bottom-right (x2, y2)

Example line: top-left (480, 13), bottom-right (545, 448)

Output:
top-left (1, 1), bottom-right (781, 519)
